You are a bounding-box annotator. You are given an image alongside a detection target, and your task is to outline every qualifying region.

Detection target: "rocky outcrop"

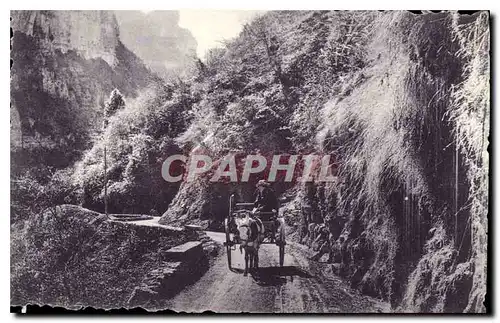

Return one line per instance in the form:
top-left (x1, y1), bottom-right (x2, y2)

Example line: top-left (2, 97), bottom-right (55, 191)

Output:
top-left (114, 11), bottom-right (198, 80)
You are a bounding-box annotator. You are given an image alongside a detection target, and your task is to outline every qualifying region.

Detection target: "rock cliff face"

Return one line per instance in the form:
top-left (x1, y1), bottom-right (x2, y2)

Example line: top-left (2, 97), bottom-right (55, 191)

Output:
top-left (114, 11), bottom-right (198, 80)
top-left (11, 10), bottom-right (120, 66)
top-left (10, 10), bottom-right (160, 169)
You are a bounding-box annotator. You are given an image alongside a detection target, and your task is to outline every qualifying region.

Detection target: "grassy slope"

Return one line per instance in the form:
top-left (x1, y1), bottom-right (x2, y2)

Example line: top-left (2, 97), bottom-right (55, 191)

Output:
top-left (11, 205), bottom-right (191, 309)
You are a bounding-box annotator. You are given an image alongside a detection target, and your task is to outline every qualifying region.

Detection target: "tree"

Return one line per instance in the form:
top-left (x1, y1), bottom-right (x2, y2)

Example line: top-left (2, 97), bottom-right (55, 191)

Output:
top-left (242, 21), bottom-right (288, 101)
top-left (103, 89), bottom-right (126, 216)
top-left (104, 89), bottom-right (126, 125)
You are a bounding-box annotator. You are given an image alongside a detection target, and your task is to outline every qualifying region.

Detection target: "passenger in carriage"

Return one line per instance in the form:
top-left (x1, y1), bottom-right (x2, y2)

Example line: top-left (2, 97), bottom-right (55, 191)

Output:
top-left (253, 180), bottom-right (279, 221)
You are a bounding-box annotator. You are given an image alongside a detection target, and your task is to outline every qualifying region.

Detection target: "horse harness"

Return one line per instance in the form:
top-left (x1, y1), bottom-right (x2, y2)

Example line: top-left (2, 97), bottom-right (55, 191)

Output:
top-left (239, 218), bottom-right (263, 248)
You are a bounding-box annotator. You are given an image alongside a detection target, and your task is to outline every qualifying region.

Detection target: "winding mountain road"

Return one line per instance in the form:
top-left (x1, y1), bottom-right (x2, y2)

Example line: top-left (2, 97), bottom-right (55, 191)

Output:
top-left (165, 232), bottom-right (390, 313)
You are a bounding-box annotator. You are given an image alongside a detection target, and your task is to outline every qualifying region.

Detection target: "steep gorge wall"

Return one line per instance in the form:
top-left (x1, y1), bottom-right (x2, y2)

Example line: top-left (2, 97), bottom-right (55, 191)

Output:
top-left (291, 11), bottom-right (488, 313)
top-left (10, 10), bottom-right (160, 169)
top-left (159, 11), bottom-right (358, 227)
top-left (12, 10), bottom-right (120, 66)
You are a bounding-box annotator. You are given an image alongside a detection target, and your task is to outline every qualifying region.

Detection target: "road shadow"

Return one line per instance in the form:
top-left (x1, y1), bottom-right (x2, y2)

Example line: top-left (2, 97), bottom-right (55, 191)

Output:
top-left (229, 267), bottom-right (245, 274)
top-left (251, 266), bottom-right (313, 286)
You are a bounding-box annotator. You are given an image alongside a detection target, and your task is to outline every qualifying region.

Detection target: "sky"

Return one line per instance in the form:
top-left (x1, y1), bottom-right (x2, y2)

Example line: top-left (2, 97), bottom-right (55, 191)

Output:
top-left (178, 10), bottom-right (265, 59)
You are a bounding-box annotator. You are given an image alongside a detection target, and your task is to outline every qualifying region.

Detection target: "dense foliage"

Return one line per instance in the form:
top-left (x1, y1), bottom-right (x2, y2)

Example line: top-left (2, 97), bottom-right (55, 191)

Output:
top-left (70, 83), bottom-right (195, 214)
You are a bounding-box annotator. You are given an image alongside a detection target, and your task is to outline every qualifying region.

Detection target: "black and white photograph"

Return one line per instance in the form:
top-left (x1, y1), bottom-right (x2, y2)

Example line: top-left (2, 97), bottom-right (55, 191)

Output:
top-left (9, 9), bottom-right (490, 314)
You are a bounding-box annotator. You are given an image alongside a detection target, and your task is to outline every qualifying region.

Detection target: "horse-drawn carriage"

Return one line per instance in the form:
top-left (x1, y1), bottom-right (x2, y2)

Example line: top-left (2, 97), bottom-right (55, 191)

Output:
top-left (223, 194), bottom-right (286, 271)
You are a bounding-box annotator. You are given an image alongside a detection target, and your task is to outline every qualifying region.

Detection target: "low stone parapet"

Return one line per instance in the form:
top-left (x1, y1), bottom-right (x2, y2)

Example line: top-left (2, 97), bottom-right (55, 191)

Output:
top-left (164, 241), bottom-right (203, 261)
top-left (127, 239), bottom-right (210, 310)
top-left (110, 214), bottom-right (153, 222)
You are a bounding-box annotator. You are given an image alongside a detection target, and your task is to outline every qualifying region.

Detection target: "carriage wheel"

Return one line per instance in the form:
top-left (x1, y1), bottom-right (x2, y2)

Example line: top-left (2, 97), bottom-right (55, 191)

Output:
top-left (278, 218), bottom-right (286, 267)
top-left (279, 244), bottom-right (285, 267)
top-left (226, 244), bottom-right (232, 269)
top-left (224, 218), bottom-right (232, 269)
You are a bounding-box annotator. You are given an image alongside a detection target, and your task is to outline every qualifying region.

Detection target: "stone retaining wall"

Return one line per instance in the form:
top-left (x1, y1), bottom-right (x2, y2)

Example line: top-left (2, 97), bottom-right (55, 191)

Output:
top-left (126, 222), bottom-right (218, 309)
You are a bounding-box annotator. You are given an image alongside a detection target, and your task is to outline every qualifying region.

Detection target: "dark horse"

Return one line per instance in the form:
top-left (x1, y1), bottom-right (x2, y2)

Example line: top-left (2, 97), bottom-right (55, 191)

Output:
top-left (236, 215), bottom-right (264, 276)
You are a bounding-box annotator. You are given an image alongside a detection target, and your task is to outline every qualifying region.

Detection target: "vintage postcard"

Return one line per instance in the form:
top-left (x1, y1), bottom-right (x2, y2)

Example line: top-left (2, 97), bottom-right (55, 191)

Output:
top-left (10, 10), bottom-right (490, 314)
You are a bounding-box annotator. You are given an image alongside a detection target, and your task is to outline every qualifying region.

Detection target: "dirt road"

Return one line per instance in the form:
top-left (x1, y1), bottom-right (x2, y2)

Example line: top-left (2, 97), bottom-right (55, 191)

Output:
top-left (166, 232), bottom-right (390, 313)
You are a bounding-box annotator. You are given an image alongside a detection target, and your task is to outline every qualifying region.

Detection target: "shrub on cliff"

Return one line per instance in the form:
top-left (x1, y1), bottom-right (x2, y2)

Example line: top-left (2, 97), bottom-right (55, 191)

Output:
top-left (72, 83), bottom-right (195, 214)
top-left (11, 167), bottom-right (80, 223)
